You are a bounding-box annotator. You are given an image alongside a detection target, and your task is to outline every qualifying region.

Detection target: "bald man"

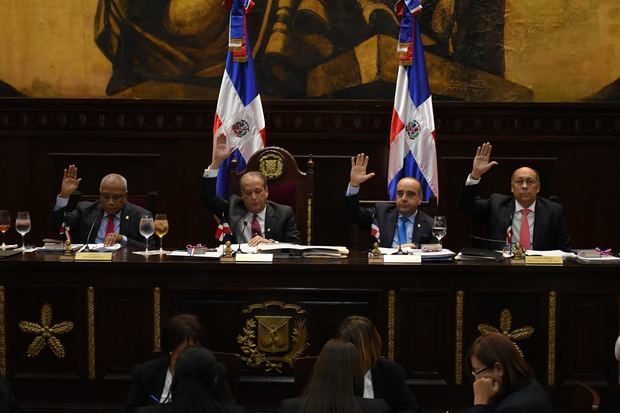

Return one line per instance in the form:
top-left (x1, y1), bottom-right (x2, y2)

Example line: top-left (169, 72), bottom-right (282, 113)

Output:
top-left (50, 165), bottom-right (154, 248)
top-left (344, 153), bottom-right (438, 248)
top-left (459, 142), bottom-right (570, 251)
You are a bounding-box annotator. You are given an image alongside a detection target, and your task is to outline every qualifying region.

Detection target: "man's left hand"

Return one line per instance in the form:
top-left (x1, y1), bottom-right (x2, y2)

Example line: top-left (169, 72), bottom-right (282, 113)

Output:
top-left (104, 233), bottom-right (122, 247)
top-left (248, 236), bottom-right (273, 247)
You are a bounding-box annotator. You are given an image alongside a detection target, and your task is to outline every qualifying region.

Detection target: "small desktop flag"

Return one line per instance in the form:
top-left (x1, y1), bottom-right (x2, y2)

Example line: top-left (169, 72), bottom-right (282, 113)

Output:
top-left (388, 0), bottom-right (439, 202)
top-left (213, 0), bottom-right (265, 198)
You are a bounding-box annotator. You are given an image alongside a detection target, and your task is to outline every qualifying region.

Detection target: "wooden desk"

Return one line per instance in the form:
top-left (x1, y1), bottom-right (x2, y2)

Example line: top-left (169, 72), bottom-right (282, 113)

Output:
top-left (0, 250), bottom-right (618, 412)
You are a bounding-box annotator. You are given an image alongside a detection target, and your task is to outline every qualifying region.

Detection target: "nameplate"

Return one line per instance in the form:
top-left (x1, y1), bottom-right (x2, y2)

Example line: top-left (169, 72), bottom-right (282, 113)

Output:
top-left (234, 253), bottom-right (273, 263)
top-left (525, 256), bottom-right (563, 266)
top-left (74, 252), bottom-right (113, 261)
top-left (383, 255), bottom-right (422, 264)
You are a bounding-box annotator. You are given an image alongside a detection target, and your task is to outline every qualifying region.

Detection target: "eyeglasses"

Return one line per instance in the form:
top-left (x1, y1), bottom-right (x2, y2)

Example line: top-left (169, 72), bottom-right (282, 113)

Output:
top-left (471, 365), bottom-right (492, 379)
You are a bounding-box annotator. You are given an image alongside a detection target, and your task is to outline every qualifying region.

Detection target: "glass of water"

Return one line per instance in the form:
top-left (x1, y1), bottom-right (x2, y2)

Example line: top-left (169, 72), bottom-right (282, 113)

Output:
top-left (15, 211), bottom-right (31, 251)
top-left (139, 215), bottom-right (155, 254)
top-left (432, 216), bottom-right (447, 247)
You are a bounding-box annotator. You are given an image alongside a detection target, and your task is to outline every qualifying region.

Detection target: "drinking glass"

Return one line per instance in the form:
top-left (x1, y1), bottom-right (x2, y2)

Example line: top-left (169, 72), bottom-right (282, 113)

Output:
top-left (0, 210), bottom-right (10, 250)
top-left (139, 215), bottom-right (155, 254)
top-left (154, 214), bottom-right (169, 253)
top-left (432, 216), bottom-right (447, 247)
top-left (15, 211), bottom-right (31, 251)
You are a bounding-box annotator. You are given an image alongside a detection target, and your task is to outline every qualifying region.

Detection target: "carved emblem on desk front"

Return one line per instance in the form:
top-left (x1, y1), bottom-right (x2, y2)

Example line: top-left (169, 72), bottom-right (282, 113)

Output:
top-left (477, 308), bottom-right (534, 357)
top-left (237, 301), bottom-right (309, 372)
top-left (18, 303), bottom-right (74, 358)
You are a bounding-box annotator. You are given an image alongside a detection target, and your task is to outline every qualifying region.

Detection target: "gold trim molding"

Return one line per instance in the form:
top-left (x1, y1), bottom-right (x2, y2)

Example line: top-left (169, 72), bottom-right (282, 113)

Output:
top-left (87, 287), bottom-right (96, 380)
top-left (153, 287), bottom-right (161, 352)
top-left (547, 291), bottom-right (556, 385)
top-left (387, 290), bottom-right (396, 361)
top-left (306, 198), bottom-right (312, 245)
top-left (455, 290), bottom-right (464, 384)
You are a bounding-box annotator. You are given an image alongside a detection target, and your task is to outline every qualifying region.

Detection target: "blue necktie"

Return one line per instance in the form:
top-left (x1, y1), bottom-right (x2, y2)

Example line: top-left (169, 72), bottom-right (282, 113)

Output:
top-left (398, 216), bottom-right (408, 245)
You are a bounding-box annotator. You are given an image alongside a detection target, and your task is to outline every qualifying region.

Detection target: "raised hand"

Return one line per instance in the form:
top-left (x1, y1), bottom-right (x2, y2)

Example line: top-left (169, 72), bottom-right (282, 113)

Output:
top-left (60, 164), bottom-right (82, 198)
top-left (471, 142), bottom-right (498, 179)
top-left (209, 133), bottom-right (236, 170)
top-left (350, 153), bottom-right (376, 187)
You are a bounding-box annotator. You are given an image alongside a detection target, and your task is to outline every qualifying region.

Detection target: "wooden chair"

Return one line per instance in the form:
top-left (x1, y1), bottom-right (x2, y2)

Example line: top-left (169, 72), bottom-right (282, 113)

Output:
top-left (293, 355), bottom-right (318, 395)
top-left (68, 190), bottom-right (159, 214)
top-left (573, 381), bottom-right (600, 412)
top-left (229, 147), bottom-right (314, 244)
top-left (213, 351), bottom-right (242, 400)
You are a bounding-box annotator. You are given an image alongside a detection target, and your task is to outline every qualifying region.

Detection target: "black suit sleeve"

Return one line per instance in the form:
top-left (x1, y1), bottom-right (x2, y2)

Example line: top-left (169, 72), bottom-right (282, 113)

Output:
top-left (199, 176), bottom-right (229, 217)
top-left (49, 201), bottom-right (82, 238)
top-left (553, 204), bottom-right (571, 252)
top-left (458, 183), bottom-right (492, 222)
top-left (125, 365), bottom-right (149, 413)
top-left (344, 193), bottom-right (374, 229)
top-left (280, 209), bottom-right (302, 244)
top-left (373, 359), bottom-right (420, 413)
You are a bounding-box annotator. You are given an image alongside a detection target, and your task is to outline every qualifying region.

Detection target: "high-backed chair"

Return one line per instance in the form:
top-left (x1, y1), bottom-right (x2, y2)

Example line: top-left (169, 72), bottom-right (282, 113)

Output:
top-left (68, 190), bottom-right (159, 214)
top-left (229, 147), bottom-right (314, 244)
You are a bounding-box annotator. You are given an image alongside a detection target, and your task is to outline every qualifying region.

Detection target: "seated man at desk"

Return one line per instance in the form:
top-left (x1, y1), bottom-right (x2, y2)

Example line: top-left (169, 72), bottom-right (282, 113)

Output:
top-left (50, 165), bottom-right (153, 248)
top-left (344, 153), bottom-right (437, 248)
top-left (459, 142), bottom-right (570, 251)
top-left (199, 134), bottom-right (301, 246)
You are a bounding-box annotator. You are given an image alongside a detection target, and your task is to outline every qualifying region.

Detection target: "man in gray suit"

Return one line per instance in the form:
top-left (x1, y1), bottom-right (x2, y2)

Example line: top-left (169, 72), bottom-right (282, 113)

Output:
top-left (50, 165), bottom-right (154, 249)
top-left (200, 134), bottom-right (301, 246)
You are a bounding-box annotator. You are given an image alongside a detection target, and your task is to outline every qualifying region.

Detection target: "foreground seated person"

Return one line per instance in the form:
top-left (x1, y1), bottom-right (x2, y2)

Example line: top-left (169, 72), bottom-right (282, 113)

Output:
top-left (280, 339), bottom-right (390, 413)
top-left (465, 332), bottom-right (551, 413)
top-left (126, 314), bottom-right (207, 412)
top-left (338, 315), bottom-right (420, 413)
top-left (199, 134), bottom-right (301, 246)
top-left (50, 165), bottom-right (154, 249)
top-left (136, 346), bottom-right (245, 413)
top-left (345, 153), bottom-right (437, 248)
top-left (459, 142), bottom-right (570, 251)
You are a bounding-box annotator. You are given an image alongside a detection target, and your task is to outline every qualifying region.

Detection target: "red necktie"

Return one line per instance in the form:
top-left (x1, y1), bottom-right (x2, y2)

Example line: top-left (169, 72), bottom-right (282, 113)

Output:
top-left (251, 214), bottom-right (262, 238)
top-left (519, 209), bottom-right (531, 250)
top-left (105, 214), bottom-right (116, 235)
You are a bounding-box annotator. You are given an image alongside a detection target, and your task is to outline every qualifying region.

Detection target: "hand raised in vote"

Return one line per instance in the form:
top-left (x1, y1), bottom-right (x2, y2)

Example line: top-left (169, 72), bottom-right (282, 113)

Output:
top-left (471, 142), bottom-right (498, 180)
top-left (209, 133), bottom-right (236, 170)
top-left (349, 153), bottom-right (376, 187)
top-left (60, 164), bottom-right (82, 198)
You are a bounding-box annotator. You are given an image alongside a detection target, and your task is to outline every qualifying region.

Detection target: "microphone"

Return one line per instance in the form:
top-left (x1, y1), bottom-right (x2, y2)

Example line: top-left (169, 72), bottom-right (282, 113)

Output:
top-left (469, 234), bottom-right (515, 249)
top-left (235, 221), bottom-right (248, 255)
top-left (83, 215), bottom-right (100, 252)
top-left (394, 217), bottom-right (405, 255)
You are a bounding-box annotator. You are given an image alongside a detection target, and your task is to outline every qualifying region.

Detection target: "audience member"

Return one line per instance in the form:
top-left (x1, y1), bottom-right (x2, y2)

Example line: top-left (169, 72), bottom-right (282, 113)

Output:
top-left (464, 332), bottom-right (551, 413)
top-left (337, 315), bottom-right (420, 413)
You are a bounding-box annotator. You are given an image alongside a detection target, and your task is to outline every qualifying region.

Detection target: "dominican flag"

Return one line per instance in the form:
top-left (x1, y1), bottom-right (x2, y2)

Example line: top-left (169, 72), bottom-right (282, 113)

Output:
top-left (60, 222), bottom-right (72, 245)
top-left (214, 0), bottom-right (266, 198)
top-left (388, 0), bottom-right (438, 202)
top-left (371, 220), bottom-right (381, 245)
top-left (214, 214), bottom-right (233, 243)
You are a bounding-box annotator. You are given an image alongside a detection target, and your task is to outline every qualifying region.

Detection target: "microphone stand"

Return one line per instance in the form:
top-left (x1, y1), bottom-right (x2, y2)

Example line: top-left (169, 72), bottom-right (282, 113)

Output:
top-left (82, 215), bottom-right (100, 252)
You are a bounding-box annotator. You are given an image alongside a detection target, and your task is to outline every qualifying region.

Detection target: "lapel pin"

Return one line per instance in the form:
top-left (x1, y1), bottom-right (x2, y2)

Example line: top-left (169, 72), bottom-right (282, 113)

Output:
top-left (125, 215), bottom-right (129, 220)
top-left (417, 223), bottom-right (421, 228)
top-left (267, 228), bottom-right (271, 232)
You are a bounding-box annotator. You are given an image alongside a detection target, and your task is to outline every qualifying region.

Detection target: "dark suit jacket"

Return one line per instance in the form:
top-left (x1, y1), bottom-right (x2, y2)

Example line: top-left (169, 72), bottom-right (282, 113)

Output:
top-left (459, 184), bottom-right (570, 251)
top-left (50, 200), bottom-right (155, 249)
top-left (463, 379), bottom-right (551, 413)
top-left (280, 396), bottom-right (390, 413)
top-left (126, 356), bottom-right (169, 413)
top-left (345, 194), bottom-right (438, 248)
top-left (136, 401), bottom-right (246, 413)
top-left (199, 176), bottom-right (301, 244)
top-left (371, 358), bottom-right (420, 413)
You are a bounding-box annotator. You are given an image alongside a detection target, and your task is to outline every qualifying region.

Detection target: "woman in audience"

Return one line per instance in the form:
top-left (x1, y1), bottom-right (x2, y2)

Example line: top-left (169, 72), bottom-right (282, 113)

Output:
top-left (280, 338), bottom-right (390, 413)
top-left (136, 346), bottom-right (245, 413)
top-left (465, 332), bottom-right (551, 413)
top-left (337, 315), bottom-right (420, 413)
top-left (126, 314), bottom-right (207, 412)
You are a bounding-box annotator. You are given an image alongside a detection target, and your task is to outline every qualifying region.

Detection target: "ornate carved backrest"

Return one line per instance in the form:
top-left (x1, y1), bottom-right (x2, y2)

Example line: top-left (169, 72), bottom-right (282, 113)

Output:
top-left (229, 147), bottom-right (314, 244)
top-left (68, 191), bottom-right (159, 214)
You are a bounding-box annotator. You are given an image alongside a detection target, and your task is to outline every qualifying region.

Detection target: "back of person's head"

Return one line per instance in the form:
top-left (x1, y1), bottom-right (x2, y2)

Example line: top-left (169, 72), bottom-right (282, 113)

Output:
top-left (336, 315), bottom-right (382, 372)
top-left (161, 314), bottom-right (207, 353)
top-left (170, 346), bottom-right (234, 413)
top-left (300, 338), bottom-right (363, 413)
top-left (468, 332), bottom-right (534, 395)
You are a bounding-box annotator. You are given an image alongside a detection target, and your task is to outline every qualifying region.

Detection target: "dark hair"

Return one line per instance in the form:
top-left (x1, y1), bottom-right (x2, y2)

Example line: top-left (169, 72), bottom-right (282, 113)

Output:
top-left (300, 339), bottom-right (363, 413)
top-left (467, 333), bottom-right (535, 397)
top-left (336, 315), bottom-right (382, 371)
top-left (168, 346), bottom-right (234, 413)
top-left (161, 314), bottom-right (207, 353)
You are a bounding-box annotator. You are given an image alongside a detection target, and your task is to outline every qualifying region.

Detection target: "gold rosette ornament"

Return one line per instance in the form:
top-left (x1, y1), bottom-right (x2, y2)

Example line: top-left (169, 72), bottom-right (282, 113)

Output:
top-left (18, 303), bottom-right (74, 358)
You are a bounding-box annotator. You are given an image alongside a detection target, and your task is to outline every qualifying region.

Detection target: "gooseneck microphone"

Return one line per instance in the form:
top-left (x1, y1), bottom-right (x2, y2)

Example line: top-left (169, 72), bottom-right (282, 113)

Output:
top-left (83, 215), bottom-right (100, 252)
top-left (235, 221), bottom-right (248, 255)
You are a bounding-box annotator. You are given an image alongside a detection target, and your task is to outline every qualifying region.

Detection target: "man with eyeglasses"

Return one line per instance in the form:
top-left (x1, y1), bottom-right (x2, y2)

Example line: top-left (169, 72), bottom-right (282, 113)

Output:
top-left (459, 142), bottom-right (570, 251)
top-left (50, 165), bottom-right (154, 248)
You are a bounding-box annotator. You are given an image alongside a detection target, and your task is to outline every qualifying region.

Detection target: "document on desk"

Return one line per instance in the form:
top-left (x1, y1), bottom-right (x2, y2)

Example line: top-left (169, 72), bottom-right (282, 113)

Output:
top-left (379, 247), bottom-right (456, 261)
top-left (257, 243), bottom-right (349, 258)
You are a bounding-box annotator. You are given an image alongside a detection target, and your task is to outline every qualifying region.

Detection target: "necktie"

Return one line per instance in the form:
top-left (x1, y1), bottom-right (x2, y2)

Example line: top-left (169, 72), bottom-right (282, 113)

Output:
top-left (398, 217), bottom-right (408, 245)
top-left (251, 214), bottom-right (262, 238)
top-left (105, 214), bottom-right (116, 235)
top-left (519, 209), bottom-right (531, 250)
